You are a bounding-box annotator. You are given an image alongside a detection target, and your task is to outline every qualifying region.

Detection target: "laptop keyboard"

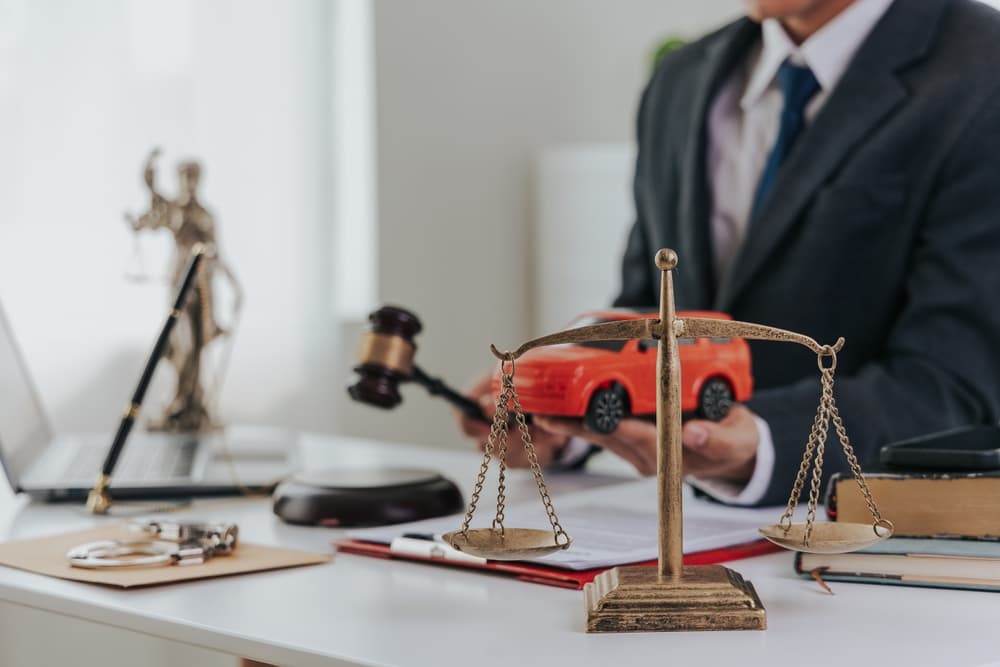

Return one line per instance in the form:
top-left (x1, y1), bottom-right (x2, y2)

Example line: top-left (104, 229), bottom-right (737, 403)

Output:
top-left (67, 438), bottom-right (197, 482)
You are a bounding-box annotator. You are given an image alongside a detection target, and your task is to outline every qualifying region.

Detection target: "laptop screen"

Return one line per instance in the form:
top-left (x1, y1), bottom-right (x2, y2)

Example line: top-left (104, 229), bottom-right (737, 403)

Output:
top-left (0, 304), bottom-right (52, 489)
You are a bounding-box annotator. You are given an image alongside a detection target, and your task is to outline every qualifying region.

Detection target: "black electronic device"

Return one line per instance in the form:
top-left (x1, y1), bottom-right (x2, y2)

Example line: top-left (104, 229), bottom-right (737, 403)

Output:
top-left (879, 425), bottom-right (1000, 472)
top-left (272, 467), bottom-right (464, 526)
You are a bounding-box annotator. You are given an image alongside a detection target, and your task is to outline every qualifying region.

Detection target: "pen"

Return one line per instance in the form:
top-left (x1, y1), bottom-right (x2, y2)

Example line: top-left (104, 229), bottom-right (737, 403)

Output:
top-left (85, 244), bottom-right (208, 514)
top-left (390, 535), bottom-right (488, 565)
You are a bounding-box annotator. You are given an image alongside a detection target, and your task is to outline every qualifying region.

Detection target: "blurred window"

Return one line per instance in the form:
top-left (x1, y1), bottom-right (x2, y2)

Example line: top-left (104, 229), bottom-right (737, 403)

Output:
top-left (0, 0), bottom-right (375, 430)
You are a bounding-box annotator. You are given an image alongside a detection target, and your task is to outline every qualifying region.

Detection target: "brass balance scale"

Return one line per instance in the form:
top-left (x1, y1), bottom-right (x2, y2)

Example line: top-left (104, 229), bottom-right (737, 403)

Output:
top-left (442, 248), bottom-right (893, 632)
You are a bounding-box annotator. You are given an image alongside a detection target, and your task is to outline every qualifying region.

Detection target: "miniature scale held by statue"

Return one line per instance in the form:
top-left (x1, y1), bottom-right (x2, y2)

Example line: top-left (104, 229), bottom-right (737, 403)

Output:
top-left (125, 148), bottom-right (242, 433)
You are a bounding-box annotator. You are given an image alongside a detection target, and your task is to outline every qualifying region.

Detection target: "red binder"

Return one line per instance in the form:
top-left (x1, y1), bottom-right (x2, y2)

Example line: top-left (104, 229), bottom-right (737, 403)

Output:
top-left (336, 538), bottom-right (781, 590)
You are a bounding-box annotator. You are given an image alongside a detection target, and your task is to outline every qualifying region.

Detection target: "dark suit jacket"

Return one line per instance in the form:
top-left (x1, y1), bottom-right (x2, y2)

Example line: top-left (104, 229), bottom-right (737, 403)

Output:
top-left (614, 0), bottom-right (1000, 505)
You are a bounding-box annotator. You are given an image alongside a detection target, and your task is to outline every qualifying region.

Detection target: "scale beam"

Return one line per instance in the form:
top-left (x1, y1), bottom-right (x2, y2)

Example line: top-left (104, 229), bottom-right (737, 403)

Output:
top-left (489, 316), bottom-right (843, 364)
top-left (490, 318), bottom-right (660, 361)
top-left (677, 317), bottom-right (843, 356)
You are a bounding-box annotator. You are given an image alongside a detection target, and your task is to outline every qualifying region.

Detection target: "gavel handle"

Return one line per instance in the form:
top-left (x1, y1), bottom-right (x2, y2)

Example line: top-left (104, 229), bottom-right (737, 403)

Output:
top-left (411, 366), bottom-right (490, 424)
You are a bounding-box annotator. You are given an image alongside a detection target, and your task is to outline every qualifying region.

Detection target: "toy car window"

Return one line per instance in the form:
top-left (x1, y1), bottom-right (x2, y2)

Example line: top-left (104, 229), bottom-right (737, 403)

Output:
top-left (575, 339), bottom-right (627, 352)
top-left (677, 338), bottom-right (695, 345)
top-left (710, 337), bottom-right (731, 344)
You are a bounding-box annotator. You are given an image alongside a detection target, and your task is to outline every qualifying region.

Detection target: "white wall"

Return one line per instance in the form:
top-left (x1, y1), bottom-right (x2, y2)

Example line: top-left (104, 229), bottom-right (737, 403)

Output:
top-left (0, 1), bottom-right (737, 452)
top-left (533, 143), bottom-right (637, 335)
top-left (0, 0), bottom-right (340, 437)
top-left (332, 0), bottom-right (739, 448)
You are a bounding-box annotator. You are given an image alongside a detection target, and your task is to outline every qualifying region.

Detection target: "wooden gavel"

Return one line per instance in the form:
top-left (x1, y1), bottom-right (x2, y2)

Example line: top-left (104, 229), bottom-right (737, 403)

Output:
top-left (347, 306), bottom-right (489, 423)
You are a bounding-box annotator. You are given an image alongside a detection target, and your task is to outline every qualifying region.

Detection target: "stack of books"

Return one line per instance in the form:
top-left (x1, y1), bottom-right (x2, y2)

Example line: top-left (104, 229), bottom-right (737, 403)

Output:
top-left (797, 470), bottom-right (1000, 592)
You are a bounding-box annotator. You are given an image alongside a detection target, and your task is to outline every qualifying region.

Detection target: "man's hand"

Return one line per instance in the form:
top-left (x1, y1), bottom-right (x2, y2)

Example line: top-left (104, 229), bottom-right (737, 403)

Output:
top-left (532, 416), bottom-right (658, 474)
top-left (680, 405), bottom-right (759, 482)
top-left (532, 404), bottom-right (760, 483)
top-left (457, 373), bottom-right (571, 467)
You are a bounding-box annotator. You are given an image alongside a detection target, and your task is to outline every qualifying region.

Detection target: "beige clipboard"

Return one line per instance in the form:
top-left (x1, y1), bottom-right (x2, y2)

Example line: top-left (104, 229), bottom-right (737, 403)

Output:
top-left (0, 524), bottom-right (331, 588)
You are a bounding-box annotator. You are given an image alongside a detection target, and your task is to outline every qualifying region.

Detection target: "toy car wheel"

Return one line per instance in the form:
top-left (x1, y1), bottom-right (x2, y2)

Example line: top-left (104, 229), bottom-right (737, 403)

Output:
top-left (697, 377), bottom-right (734, 421)
top-left (585, 386), bottom-right (627, 434)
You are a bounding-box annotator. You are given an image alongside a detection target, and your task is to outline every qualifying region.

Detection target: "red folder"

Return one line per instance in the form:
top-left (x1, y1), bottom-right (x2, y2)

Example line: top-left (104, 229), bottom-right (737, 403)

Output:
top-left (336, 538), bottom-right (781, 590)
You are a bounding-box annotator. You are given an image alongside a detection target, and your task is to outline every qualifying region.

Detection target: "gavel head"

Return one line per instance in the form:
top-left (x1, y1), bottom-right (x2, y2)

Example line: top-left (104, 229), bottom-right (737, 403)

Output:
top-left (347, 306), bottom-right (423, 409)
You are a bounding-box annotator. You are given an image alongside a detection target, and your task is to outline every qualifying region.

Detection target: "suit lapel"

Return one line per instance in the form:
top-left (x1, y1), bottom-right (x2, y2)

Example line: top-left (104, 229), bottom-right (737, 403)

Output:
top-left (674, 19), bottom-right (759, 309)
top-left (715, 0), bottom-right (949, 311)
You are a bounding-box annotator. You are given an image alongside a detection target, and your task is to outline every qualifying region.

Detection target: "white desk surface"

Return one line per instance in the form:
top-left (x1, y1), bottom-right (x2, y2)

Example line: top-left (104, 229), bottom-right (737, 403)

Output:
top-left (0, 434), bottom-right (997, 667)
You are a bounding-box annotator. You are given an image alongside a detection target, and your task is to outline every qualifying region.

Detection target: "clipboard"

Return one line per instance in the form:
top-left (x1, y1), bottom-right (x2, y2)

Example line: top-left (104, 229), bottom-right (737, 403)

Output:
top-left (336, 537), bottom-right (780, 590)
top-left (0, 524), bottom-right (331, 589)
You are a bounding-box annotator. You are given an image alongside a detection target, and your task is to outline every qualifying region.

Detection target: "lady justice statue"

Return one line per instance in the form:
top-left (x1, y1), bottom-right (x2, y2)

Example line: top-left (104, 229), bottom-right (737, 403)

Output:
top-left (125, 148), bottom-right (242, 433)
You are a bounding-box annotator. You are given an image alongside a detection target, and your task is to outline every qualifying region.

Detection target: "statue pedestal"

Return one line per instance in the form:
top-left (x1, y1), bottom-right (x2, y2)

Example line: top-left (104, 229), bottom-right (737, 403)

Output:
top-left (584, 564), bottom-right (766, 632)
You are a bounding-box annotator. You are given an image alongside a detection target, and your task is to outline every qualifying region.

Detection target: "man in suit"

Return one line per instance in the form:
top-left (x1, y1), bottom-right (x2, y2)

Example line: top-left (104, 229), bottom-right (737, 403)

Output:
top-left (462, 0), bottom-right (1000, 506)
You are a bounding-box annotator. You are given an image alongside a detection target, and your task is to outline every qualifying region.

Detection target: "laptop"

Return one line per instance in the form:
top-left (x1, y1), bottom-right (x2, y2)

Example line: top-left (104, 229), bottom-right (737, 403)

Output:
top-left (0, 301), bottom-right (299, 502)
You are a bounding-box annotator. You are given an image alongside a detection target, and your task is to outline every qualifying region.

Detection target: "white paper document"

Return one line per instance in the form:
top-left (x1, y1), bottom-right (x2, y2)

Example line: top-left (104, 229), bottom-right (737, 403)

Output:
top-left (348, 478), bottom-right (801, 571)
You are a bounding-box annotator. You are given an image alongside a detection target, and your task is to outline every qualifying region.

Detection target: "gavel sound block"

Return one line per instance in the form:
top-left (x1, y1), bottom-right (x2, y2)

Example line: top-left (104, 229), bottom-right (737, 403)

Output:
top-left (273, 306), bottom-right (470, 527)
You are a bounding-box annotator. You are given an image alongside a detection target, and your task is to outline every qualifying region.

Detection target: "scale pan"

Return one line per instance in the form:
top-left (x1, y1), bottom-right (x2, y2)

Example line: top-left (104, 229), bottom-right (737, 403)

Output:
top-left (441, 528), bottom-right (571, 560)
top-left (759, 521), bottom-right (893, 554)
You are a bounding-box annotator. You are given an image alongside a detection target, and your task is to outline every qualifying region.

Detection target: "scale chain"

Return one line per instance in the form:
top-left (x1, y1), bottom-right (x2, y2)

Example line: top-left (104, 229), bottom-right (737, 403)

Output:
top-left (459, 372), bottom-right (512, 535)
top-left (804, 368), bottom-right (835, 544)
top-left (458, 358), bottom-right (569, 547)
top-left (779, 392), bottom-right (826, 531)
top-left (830, 396), bottom-right (886, 528)
top-left (493, 372), bottom-right (511, 534)
top-left (778, 346), bottom-right (889, 546)
top-left (509, 379), bottom-right (570, 546)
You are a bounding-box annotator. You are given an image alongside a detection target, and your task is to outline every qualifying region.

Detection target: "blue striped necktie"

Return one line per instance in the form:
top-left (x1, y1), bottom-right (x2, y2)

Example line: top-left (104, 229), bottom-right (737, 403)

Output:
top-left (749, 59), bottom-right (820, 223)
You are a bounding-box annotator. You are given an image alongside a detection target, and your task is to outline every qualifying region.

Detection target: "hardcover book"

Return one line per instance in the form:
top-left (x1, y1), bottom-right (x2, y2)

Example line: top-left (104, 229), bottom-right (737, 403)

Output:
top-left (795, 537), bottom-right (1000, 593)
top-left (828, 470), bottom-right (1000, 538)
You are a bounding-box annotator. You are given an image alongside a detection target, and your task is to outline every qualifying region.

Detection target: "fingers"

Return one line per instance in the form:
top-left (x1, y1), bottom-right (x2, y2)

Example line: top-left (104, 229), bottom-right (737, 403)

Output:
top-left (681, 405), bottom-right (759, 480)
top-left (533, 416), bottom-right (657, 476)
top-left (459, 417), bottom-right (490, 439)
top-left (597, 420), bottom-right (658, 475)
top-left (458, 395), bottom-right (494, 439)
top-left (457, 370), bottom-right (569, 468)
top-left (491, 425), bottom-right (566, 468)
top-left (457, 372), bottom-right (498, 438)
top-left (682, 404), bottom-right (756, 460)
top-left (527, 405), bottom-right (759, 481)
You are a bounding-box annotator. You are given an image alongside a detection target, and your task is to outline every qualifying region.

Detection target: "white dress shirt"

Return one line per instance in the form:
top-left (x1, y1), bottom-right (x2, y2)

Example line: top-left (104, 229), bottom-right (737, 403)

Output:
top-left (689, 0), bottom-right (894, 504)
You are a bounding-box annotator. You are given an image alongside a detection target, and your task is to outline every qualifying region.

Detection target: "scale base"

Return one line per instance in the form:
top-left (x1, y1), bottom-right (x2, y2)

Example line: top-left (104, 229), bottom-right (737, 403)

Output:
top-left (584, 564), bottom-right (766, 632)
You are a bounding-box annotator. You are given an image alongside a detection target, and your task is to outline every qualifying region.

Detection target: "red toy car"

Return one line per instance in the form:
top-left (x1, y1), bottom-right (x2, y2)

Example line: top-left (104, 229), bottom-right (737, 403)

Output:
top-left (493, 310), bottom-right (753, 434)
